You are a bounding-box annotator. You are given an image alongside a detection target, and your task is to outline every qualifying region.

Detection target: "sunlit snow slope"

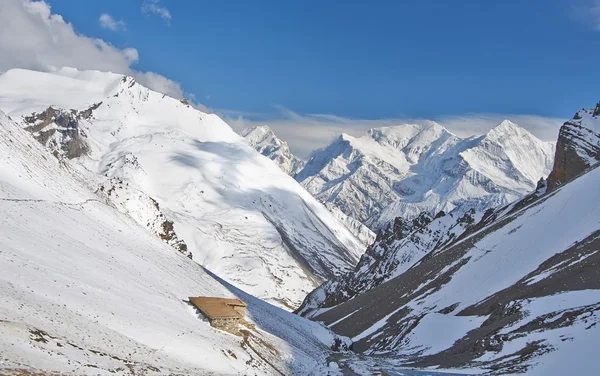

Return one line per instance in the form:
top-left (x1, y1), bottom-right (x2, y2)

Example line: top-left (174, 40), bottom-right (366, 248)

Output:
top-left (0, 109), bottom-right (347, 375)
top-left (241, 125), bottom-right (376, 247)
top-left (0, 68), bottom-right (364, 309)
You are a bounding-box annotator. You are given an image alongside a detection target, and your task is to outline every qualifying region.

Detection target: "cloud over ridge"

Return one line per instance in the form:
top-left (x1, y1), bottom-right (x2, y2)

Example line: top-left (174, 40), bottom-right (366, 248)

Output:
top-left (0, 0), bottom-right (185, 100)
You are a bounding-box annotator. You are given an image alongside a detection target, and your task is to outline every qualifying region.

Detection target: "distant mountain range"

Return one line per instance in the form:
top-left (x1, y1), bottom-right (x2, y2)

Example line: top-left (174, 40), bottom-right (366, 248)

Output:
top-left (296, 103), bottom-right (600, 374)
top-left (242, 120), bottom-right (555, 234)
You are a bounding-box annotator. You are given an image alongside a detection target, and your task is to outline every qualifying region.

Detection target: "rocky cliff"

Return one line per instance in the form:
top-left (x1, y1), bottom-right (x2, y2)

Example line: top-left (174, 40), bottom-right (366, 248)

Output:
top-left (547, 103), bottom-right (600, 190)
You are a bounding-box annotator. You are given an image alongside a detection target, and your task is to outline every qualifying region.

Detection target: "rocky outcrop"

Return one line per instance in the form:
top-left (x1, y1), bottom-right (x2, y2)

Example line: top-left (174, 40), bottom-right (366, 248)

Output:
top-left (98, 177), bottom-right (192, 258)
top-left (22, 103), bottom-right (102, 159)
top-left (547, 104), bottom-right (600, 190)
top-left (297, 209), bottom-right (480, 317)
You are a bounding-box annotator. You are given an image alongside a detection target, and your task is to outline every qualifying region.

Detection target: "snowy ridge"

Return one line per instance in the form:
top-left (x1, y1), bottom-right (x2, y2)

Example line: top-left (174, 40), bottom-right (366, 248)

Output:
top-left (296, 120), bottom-right (555, 230)
top-left (0, 68), bottom-right (365, 309)
top-left (0, 109), bottom-right (350, 375)
top-left (241, 125), bottom-right (305, 176)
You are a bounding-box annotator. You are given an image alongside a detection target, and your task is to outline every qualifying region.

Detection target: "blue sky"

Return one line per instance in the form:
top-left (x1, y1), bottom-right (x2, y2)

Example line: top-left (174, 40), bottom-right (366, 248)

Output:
top-left (2, 0), bottom-right (600, 155)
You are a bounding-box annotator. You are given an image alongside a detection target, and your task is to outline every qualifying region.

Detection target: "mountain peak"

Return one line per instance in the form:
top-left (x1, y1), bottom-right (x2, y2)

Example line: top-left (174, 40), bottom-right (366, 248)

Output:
top-left (240, 124), bottom-right (305, 176)
top-left (299, 116), bottom-right (554, 230)
top-left (498, 118), bottom-right (518, 127)
top-left (484, 119), bottom-right (535, 141)
top-left (0, 67), bottom-right (363, 310)
top-left (492, 119), bottom-right (523, 132)
top-left (240, 124), bottom-right (273, 138)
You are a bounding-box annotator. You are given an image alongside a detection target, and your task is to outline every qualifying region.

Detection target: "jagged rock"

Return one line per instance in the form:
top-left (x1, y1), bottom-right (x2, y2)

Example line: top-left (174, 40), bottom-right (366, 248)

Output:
top-left (547, 103), bottom-right (600, 190)
top-left (299, 104), bottom-right (600, 373)
top-left (296, 209), bottom-right (478, 317)
top-left (23, 106), bottom-right (91, 159)
top-left (307, 161), bottom-right (600, 374)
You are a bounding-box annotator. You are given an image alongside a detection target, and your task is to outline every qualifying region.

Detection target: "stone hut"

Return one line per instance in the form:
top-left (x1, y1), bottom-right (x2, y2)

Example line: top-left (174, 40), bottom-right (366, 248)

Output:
top-left (189, 296), bottom-right (248, 333)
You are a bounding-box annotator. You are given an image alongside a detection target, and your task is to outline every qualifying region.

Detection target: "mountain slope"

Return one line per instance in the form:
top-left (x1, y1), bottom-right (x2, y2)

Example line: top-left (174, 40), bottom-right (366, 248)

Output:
top-left (241, 125), bottom-right (305, 176)
top-left (0, 68), bottom-right (365, 309)
top-left (297, 208), bottom-right (483, 318)
top-left (296, 121), bottom-right (555, 230)
top-left (0, 109), bottom-right (348, 375)
top-left (241, 125), bottom-right (376, 247)
top-left (301, 107), bottom-right (600, 374)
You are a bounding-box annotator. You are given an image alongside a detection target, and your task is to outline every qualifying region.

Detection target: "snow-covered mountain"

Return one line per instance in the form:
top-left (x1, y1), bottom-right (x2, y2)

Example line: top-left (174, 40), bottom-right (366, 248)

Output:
top-left (0, 68), bottom-right (365, 309)
top-left (241, 125), bottom-right (376, 247)
top-left (297, 104), bottom-right (600, 375)
top-left (241, 125), bottom-right (305, 176)
top-left (0, 108), bottom-right (351, 375)
top-left (296, 120), bottom-right (555, 230)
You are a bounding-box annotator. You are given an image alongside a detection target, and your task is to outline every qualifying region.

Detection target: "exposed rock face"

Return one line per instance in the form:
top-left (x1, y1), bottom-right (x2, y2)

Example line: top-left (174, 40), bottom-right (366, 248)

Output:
top-left (547, 104), bottom-right (600, 190)
top-left (241, 125), bottom-right (305, 176)
top-left (296, 209), bottom-right (480, 317)
top-left (22, 103), bottom-right (101, 159)
top-left (21, 101), bottom-right (193, 260)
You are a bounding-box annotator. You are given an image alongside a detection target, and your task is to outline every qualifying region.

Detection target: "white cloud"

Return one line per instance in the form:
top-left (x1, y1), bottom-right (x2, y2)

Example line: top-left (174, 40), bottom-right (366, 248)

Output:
top-left (0, 0), bottom-right (192, 101)
top-left (574, 0), bottom-right (600, 30)
top-left (142, 0), bottom-right (171, 23)
top-left (591, 0), bottom-right (600, 30)
top-left (99, 13), bottom-right (126, 31)
top-left (134, 71), bottom-right (183, 99)
top-left (223, 107), bottom-right (565, 158)
top-left (0, 0), bottom-right (134, 73)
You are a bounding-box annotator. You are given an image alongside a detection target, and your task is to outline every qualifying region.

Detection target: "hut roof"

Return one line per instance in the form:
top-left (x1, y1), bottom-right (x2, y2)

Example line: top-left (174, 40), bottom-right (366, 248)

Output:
top-left (189, 297), bottom-right (247, 320)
